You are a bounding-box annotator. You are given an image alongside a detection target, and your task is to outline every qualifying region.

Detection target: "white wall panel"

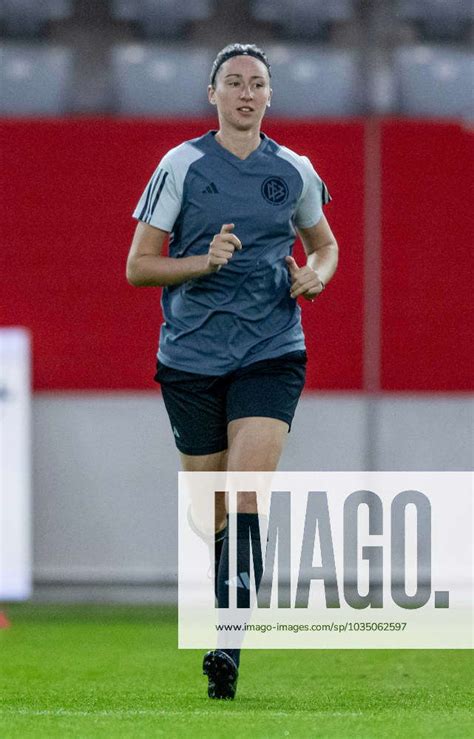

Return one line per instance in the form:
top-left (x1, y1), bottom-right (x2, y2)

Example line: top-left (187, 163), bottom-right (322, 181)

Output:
top-left (31, 393), bottom-right (472, 600)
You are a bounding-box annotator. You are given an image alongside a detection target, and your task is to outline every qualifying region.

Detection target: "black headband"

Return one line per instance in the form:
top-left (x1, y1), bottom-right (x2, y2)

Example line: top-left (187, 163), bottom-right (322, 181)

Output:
top-left (210, 46), bottom-right (271, 86)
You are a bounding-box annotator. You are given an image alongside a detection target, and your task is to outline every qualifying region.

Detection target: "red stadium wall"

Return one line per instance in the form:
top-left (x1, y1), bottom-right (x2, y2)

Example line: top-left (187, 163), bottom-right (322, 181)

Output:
top-left (381, 120), bottom-right (473, 391)
top-left (1, 118), bottom-right (472, 391)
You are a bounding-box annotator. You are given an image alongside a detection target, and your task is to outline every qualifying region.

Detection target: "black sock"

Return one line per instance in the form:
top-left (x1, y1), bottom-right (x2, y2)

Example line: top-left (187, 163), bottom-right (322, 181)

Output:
top-left (216, 513), bottom-right (264, 669)
top-left (214, 527), bottom-right (227, 600)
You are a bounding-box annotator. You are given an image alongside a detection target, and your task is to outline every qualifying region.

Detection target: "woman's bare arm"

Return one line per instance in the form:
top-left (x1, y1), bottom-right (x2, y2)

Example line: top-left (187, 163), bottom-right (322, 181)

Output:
top-left (286, 215), bottom-right (339, 300)
top-left (126, 221), bottom-right (242, 287)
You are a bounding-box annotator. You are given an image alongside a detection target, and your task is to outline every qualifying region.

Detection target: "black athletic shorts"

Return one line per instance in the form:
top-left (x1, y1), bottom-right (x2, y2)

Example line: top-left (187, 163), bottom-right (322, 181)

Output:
top-left (154, 350), bottom-right (307, 456)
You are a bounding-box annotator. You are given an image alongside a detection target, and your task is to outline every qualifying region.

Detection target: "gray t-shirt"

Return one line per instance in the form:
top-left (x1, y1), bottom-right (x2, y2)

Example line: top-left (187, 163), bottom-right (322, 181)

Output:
top-left (133, 130), bottom-right (331, 374)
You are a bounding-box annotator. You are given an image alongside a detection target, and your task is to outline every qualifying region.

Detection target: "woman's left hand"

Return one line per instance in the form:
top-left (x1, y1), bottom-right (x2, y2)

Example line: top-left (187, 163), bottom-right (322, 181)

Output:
top-left (285, 256), bottom-right (325, 301)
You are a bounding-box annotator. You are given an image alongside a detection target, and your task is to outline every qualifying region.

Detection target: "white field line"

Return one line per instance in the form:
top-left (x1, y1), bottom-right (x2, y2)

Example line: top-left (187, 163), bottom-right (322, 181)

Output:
top-left (0, 708), bottom-right (364, 718)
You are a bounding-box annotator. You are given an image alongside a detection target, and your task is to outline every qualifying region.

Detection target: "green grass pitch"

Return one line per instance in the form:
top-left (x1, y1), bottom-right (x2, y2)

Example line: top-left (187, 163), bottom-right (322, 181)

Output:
top-left (0, 604), bottom-right (472, 738)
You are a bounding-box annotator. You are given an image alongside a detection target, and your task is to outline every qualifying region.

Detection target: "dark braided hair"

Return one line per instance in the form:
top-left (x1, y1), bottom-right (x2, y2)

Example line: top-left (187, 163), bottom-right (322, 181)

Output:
top-left (210, 43), bottom-right (271, 87)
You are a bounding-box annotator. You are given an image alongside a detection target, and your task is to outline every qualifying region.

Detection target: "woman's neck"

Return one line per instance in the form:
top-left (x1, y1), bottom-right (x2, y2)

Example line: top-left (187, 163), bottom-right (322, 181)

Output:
top-left (214, 128), bottom-right (262, 161)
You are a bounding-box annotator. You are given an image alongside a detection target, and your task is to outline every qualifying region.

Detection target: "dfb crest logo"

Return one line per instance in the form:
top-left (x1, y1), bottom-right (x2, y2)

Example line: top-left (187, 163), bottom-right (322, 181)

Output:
top-left (261, 176), bottom-right (289, 205)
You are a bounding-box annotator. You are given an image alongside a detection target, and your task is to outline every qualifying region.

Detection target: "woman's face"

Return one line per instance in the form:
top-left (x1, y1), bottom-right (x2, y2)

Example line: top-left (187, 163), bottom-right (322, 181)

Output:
top-left (208, 55), bottom-right (272, 131)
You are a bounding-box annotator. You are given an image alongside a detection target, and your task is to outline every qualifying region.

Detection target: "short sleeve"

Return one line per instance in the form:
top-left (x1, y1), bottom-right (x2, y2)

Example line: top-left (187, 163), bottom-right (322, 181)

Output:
top-left (133, 152), bottom-right (182, 232)
top-left (294, 156), bottom-right (332, 230)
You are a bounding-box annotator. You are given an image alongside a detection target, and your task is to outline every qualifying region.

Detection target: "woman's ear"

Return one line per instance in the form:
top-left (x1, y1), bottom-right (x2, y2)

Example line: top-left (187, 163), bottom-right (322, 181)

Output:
top-left (208, 85), bottom-right (217, 105)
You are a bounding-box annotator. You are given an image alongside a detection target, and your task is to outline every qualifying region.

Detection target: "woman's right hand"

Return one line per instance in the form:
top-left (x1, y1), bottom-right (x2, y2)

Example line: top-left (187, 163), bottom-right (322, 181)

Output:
top-left (207, 223), bottom-right (242, 272)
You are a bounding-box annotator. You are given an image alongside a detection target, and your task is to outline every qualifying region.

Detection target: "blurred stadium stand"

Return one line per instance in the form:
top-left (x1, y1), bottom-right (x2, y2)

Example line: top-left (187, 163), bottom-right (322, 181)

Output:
top-left (0, 43), bottom-right (72, 115)
top-left (112, 44), bottom-right (213, 115)
top-left (266, 45), bottom-right (363, 116)
top-left (395, 45), bottom-right (474, 118)
top-left (395, 0), bottom-right (474, 43)
top-left (0, 0), bottom-right (73, 38)
top-left (0, 0), bottom-right (473, 118)
top-left (111, 0), bottom-right (212, 39)
top-left (251, 0), bottom-right (356, 41)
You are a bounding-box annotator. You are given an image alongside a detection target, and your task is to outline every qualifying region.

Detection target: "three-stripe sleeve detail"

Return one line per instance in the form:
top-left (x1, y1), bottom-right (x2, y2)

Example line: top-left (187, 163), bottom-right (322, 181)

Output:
top-left (145, 171), bottom-right (169, 223)
top-left (138, 169), bottom-right (170, 222)
top-left (138, 169), bottom-right (161, 221)
top-left (321, 180), bottom-right (332, 205)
